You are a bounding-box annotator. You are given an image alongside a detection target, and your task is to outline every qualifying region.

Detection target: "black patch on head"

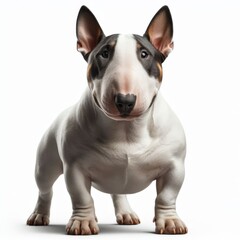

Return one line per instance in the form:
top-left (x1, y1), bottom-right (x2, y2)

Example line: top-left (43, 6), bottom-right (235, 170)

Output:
top-left (88, 34), bottom-right (119, 80)
top-left (133, 34), bottom-right (165, 80)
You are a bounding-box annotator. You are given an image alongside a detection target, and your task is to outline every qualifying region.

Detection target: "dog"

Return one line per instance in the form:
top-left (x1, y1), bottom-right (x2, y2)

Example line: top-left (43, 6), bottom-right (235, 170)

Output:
top-left (27, 5), bottom-right (187, 235)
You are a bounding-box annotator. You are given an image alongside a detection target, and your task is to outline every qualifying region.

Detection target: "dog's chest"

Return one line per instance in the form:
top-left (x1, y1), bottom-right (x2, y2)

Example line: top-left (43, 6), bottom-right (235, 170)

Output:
top-left (86, 138), bottom-right (168, 194)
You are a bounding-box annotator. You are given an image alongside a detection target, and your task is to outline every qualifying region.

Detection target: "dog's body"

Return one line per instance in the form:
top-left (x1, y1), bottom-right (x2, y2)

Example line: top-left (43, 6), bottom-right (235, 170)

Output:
top-left (27, 6), bottom-right (187, 235)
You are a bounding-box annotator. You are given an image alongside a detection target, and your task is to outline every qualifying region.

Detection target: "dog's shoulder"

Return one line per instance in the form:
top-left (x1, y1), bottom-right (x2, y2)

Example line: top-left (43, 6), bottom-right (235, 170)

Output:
top-left (151, 93), bottom-right (186, 157)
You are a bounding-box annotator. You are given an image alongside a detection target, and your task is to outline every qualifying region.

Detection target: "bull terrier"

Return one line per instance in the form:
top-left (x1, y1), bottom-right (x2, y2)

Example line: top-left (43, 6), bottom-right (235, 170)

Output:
top-left (27, 5), bottom-right (187, 235)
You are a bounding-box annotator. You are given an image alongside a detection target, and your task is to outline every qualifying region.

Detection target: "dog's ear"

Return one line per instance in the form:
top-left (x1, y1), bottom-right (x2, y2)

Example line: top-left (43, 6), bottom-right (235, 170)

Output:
top-left (144, 6), bottom-right (174, 59)
top-left (76, 6), bottom-right (105, 61)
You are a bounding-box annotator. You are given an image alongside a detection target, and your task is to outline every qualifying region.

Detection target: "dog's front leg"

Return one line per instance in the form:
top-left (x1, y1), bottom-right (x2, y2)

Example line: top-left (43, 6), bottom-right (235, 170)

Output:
top-left (64, 165), bottom-right (99, 235)
top-left (111, 194), bottom-right (140, 225)
top-left (154, 161), bottom-right (187, 234)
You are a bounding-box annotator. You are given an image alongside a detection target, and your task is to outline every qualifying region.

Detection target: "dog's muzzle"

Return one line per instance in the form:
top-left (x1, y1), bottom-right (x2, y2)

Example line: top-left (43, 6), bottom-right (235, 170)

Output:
top-left (114, 93), bottom-right (136, 117)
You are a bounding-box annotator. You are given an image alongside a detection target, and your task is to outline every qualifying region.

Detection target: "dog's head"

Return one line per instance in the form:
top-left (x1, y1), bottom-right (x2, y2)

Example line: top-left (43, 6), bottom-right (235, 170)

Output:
top-left (76, 6), bottom-right (174, 121)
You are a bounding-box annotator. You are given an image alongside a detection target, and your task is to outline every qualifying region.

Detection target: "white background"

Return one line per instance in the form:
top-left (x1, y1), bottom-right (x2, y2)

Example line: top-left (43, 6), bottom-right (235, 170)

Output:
top-left (1, 0), bottom-right (240, 239)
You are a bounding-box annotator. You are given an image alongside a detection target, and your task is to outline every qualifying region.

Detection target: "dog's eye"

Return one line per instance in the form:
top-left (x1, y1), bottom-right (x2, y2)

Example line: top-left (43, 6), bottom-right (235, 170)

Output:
top-left (100, 49), bottom-right (109, 59)
top-left (140, 49), bottom-right (149, 59)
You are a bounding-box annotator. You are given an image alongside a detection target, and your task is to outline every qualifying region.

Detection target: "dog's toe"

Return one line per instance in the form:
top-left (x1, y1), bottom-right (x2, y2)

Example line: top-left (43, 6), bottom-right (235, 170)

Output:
top-left (27, 213), bottom-right (49, 226)
top-left (116, 213), bottom-right (140, 225)
top-left (155, 218), bottom-right (187, 234)
top-left (66, 219), bottom-right (99, 235)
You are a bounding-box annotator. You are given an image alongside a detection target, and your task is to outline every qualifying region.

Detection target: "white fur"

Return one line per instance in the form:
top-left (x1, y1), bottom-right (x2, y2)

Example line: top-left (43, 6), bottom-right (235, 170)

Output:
top-left (27, 34), bottom-right (187, 235)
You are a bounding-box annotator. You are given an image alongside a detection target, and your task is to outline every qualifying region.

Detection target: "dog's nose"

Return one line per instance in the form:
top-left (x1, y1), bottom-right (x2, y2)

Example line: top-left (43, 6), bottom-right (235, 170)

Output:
top-left (114, 93), bottom-right (136, 115)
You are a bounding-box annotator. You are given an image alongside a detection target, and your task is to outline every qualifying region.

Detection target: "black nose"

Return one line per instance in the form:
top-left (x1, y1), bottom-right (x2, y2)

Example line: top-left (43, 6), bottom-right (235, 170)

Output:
top-left (114, 93), bottom-right (137, 115)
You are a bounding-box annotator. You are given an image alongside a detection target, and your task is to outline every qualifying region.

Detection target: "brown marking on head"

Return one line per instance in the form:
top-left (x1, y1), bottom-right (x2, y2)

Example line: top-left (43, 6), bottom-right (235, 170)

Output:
top-left (156, 62), bottom-right (163, 82)
top-left (86, 63), bottom-right (94, 90)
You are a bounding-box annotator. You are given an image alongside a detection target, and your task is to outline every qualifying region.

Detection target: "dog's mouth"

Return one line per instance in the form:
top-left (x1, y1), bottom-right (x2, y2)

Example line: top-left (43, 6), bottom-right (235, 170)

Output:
top-left (93, 94), bottom-right (156, 121)
top-left (107, 112), bottom-right (142, 121)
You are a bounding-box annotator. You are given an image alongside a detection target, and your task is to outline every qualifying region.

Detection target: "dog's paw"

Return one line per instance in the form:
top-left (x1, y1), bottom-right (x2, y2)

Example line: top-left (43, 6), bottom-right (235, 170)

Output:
top-left (66, 218), bottom-right (99, 235)
top-left (26, 213), bottom-right (49, 226)
top-left (154, 217), bottom-right (188, 234)
top-left (116, 212), bottom-right (140, 225)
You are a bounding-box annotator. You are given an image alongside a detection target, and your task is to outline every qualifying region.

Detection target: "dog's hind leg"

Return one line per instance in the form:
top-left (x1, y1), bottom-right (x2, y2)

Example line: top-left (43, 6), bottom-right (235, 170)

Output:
top-left (27, 133), bottom-right (63, 226)
top-left (111, 194), bottom-right (140, 225)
